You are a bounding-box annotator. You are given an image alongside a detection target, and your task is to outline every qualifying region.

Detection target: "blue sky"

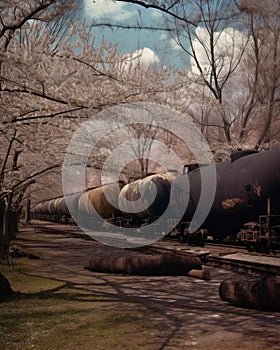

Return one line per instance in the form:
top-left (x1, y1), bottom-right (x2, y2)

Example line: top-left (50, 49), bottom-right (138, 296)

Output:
top-left (82, 0), bottom-right (189, 69)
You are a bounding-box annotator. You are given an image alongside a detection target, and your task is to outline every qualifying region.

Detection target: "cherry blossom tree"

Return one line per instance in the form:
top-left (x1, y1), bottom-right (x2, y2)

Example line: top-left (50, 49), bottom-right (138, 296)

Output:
top-left (0, 0), bottom-right (79, 257)
top-left (0, 0), bottom-right (172, 256)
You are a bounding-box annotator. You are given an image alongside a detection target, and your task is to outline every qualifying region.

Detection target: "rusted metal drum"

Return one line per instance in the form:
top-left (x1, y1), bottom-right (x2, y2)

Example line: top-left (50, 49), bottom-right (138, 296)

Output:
top-left (118, 173), bottom-right (175, 219)
top-left (219, 275), bottom-right (280, 311)
top-left (88, 252), bottom-right (202, 276)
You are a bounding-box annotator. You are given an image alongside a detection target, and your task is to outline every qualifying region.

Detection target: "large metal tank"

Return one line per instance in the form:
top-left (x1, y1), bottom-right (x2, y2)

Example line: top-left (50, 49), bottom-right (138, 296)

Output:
top-left (118, 173), bottom-right (175, 220)
top-left (55, 197), bottom-right (70, 216)
top-left (32, 202), bottom-right (43, 215)
top-left (78, 182), bottom-right (125, 226)
top-left (171, 148), bottom-right (280, 239)
top-left (38, 199), bottom-right (56, 215)
top-left (34, 198), bottom-right (65, 216)
top-left (32, 192), bottom-right (83, 222)
top-left (57, 192), bottom-right (83, 217)
top-left (31, 198), bottom-right (59, 221)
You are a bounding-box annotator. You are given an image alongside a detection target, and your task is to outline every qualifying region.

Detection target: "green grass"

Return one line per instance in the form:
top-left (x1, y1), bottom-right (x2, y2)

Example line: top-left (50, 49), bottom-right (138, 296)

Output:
top-left (0, 265), bottom-right (162, 350)
top-left (2, 271), bottom-right (63, 294)
top-left (0, 296), bottom-right (156, 350)
top-left (0, 299), bottom-right (147, 350)
top-left (0, 231), bottom-right (166, 350)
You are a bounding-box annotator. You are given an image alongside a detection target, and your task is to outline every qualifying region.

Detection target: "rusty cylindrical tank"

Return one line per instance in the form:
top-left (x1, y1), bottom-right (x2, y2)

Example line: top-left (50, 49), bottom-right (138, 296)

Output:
top-left (118, 173), bottom-right (175, 221)
top-left (219, 275), bottom-right (280, 311)
top-left (78, 182), bottom-right (125, 227)
top-left (171, 148), bottom-right (280, 240)
top-left (88, 252), bottom-right (202, 276)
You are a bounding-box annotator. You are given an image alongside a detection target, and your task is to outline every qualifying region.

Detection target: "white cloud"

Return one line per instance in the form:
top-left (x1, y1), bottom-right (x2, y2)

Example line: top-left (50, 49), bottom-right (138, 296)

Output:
top-left (170, 38), bottom-right (182, 50)
top-left (124, 47), bottom-right (160, 68)
top-left (150, 10), bottom-right (163, 19)
top-left (84, 0), bottom-right (135, 21)
top-left (190, 27), bottom-right (248, 76)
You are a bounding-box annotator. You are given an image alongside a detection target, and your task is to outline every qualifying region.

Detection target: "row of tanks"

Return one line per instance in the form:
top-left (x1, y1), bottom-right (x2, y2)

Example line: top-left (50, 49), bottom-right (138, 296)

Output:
top-left (33, 173), bottom-right (175, 228)
top-left (32, 148), bottom-right (280, 250)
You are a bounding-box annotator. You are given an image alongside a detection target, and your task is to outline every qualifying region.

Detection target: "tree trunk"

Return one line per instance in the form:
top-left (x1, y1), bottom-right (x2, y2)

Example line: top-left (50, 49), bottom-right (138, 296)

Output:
top-left (24, 199), bottom-right (31, 224)
top-left (0, 272), bottom-right (14, 302)
top-left (0, 204), bottom-right (4, 259)
top-left (1, 194), bottom-right (17, 256)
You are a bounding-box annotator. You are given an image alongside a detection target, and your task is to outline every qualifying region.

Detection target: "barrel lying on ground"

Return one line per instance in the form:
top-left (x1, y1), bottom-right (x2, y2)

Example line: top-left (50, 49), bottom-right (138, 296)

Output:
top-left (219, 275), bottom-right (280, 311)
top-left (88, 253), bottom-right (202, 276)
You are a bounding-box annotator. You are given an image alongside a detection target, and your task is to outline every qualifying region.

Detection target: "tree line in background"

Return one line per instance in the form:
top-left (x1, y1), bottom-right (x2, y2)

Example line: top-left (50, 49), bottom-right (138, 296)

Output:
top-left (114, 0), bottom-right (280, 158)
top-left (0, 0), bottom-right (279, 257)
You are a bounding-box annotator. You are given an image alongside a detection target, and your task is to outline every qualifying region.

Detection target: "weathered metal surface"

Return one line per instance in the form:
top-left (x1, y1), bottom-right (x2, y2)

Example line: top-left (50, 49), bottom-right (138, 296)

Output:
top-left (61, 192), bottom-right (82, 218)
top-left (88, 252), bottom-right (202, 276)
top-left (171, 148), bottom-right (280, 239)
top-left (219, 275), bottom-right (280, 311)
top-left (32, 192), bottom-right (84, 222)
top-left (118, 173), bottom-right (175, 219)
top-left (32, 148), bottom-right (280, 247)
top-left (78, 182), bottom-right (124, 220)
top-left (54, 198), bottom-right (68, 216)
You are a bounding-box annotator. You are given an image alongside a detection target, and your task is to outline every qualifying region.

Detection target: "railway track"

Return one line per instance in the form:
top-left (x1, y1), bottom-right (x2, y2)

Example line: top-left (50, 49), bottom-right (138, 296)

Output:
top-left (29, 221), bottom-right (280, 276)
top-left (145, 238), bottom-right (280, 275)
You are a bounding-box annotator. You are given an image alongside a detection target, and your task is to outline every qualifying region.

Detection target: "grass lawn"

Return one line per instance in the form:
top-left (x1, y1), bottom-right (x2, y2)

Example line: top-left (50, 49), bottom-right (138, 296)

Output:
top-left (0, 297), bottom-right (151, 350)
top-left (0, 256), bottom-right (162, 350)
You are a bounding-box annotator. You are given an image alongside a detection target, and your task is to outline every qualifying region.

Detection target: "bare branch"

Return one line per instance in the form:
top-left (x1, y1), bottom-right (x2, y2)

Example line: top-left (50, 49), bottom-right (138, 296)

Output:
top-left (90, 22), bottom-right (173, 32)
top-left (115, 0), bottom-right (197, 26)
top-left (9, 164), bottom-right (61, 194)
top-left (0, 1), bottom-right (55, 40)
top-left (9, 107), bottom-right (86, 123)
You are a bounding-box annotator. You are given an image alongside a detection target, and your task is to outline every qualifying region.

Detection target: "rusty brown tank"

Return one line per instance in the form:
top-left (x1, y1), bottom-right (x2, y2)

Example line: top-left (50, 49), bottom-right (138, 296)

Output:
top-left (78, 182), bottom-right (125, 221)
top-left (219, 275), bottom-right (280, 311)
top-left (118, 173), bottom-right (175, 220)
top-left (88, 252), bottom-right (202, 276)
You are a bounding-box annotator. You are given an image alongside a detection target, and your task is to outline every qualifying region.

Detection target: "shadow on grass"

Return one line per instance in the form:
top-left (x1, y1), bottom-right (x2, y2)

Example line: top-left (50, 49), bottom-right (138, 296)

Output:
top-left (5, 268), bottom-right (280, 350)
top-left (3, 228), bottom-right (280, 350)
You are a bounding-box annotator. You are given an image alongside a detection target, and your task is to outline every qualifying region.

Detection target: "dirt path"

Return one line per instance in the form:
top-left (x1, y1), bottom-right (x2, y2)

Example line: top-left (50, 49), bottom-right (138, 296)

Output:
top-left (5, 225), bottom-right (280, 350)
